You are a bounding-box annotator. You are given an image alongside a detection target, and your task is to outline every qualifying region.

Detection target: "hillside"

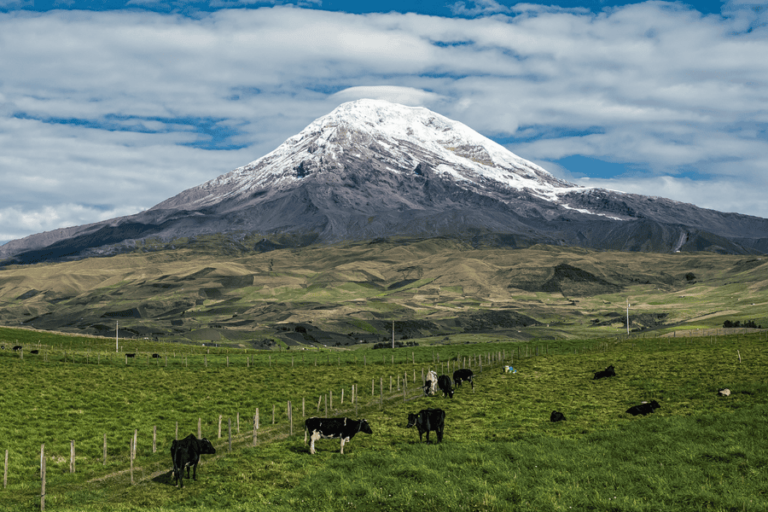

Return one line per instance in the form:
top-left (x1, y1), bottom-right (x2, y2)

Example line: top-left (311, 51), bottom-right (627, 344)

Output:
top-left (2, 237), bottom-right (767, 343)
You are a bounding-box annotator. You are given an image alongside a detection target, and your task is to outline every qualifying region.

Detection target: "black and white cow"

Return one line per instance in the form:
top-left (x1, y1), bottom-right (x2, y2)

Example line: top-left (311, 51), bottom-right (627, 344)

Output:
top-left (593, 365), bottom-right (616, 380)
top-left (304, 417), bottom-right (372, 455)
top-left (125, 353), bottom-right (136, 358)
top-left (453, 369), bottom-right (474, 390)
top-left (170, 434), bottom-right (216, 489)
top-left (151, 353), bottom-right (161, 358)
top-left (406, 408), bottom-right (445, 443)
top-left (30, 350), bottom-right (39, 355)
top-left (12, 345), bottom-right (22, 352)
top-left (437, 375), bottom-right (454, 398)
top-left (626, 400), bottom-right (660, 416)
top-left (550, 411), bottom-right (566, 422)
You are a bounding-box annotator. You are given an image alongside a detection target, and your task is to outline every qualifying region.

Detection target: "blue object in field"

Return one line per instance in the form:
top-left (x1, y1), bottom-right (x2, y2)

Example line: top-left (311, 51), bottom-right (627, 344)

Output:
top-left (504, 366), bottom-right (517, 373)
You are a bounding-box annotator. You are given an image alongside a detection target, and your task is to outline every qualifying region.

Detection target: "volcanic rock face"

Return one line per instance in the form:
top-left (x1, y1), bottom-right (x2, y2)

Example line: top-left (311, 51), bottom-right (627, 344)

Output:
top-left (3, 99), bottom-right (768, 264)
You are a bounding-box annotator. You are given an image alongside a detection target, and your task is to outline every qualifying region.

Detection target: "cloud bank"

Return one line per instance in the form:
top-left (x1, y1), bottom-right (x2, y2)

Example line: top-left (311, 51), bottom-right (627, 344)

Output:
top-left (0, 2), bottom-right (766, 243)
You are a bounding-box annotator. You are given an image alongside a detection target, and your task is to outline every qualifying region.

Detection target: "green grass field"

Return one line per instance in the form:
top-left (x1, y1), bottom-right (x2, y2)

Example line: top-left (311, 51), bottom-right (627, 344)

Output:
top-left (1, 330), bottom-right (766, 511)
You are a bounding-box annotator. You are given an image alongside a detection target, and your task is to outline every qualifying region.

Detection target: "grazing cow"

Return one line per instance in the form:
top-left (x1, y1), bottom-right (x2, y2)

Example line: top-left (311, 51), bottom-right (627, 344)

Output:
top-left (626, 400), bottom-right (660, 416)
top-left (550, 411), bottom-right (566, 422)
top-left (424, 370), bottom-right (438, 396)
top-left (593, 365), bottom-right (616, 380)
top-left (453, 369), bottom-right (474, 389)
top-left (125, 353), bottom-right (136, 358)
top-left (170, 434), bottom-right (216, 489)
top-left (151, 353), bottom-right (160, 358)
top-left (406, 408), bottom-right (445, 443)
top-left (304, 417), bottom-right (372, 455)
top-left (30, 350), bottom-right (39, 355)
top-left (437, 375), bottom-right (454, 398)
top-left (12, 345), bottom-right (22, 352)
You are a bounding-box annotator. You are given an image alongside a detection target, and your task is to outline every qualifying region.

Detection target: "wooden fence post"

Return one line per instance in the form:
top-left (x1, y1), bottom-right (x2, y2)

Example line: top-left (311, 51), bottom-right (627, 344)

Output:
top-left (133, 430), bottom-right (137, 459)
top-left (40, 444), bottom-right (46, 512)
top-left (153, 426), bottom-right (157, 454)
top-left (103, 434), bottom-right (107, 465)
top-left (70, 440), bottom-right (75, 473)
top-left (253, 407), bottom-right (259, 446)
top-left (317, 395), bottom-right (322, 412)
top-left (218, 415), bottom-right (222, 439)
top-left (175, 422), bottom-right (178, 440)
top-left (228, 418), bottom-right (232, 453)
top-left (237, 412), bottom-right (240, 434)
top-left (129, 437), bottom-right (134, 485)
top-left (341, 388), bottom-right (344, 404)
top-left (272, 405), bottom-right (276, 425)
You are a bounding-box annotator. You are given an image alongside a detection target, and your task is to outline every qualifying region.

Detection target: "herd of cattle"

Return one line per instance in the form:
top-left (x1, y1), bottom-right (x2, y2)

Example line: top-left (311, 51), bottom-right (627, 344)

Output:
top-left (167, 363), bottom-right (669, 488)
top-left (0, 345), bottom-right (674, 488)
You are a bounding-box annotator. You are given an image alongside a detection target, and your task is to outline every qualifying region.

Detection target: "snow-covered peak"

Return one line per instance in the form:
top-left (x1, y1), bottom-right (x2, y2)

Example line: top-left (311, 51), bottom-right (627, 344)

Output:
top-left (162, 99), bottom-right (589, 210)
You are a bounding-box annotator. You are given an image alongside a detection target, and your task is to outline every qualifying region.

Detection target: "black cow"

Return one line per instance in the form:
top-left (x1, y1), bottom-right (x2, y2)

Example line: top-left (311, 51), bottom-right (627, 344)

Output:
top-left (593, 365), bottom-right (616, 380)
top-left (437, 375), bottom-right (454, 398)
top-left (550, 411), bottom-right (566, 422)
top-left (12, 345), bottom-right (22, 352)
top-left (125, 353), bottom-right (136, 358)
top-left (406, 408), bottom-right (445, 443)
top-left (304, 417), bottom-right (372, 455)
top-left (626, 401), bottom-right (660, 416)
top-left (30, 350), bottom-right (39, 355)
top-left (170, 434), bottom-right (216, 488)
top-left (453, 369), bottom-right (474, 389)
top-left (151, 353), bottom-right (160, 358)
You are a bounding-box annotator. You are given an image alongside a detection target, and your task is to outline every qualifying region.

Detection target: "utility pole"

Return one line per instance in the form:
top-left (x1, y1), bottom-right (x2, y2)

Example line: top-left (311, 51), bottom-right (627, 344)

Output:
top-left (626, 299), bottom-right (630, 335)
top-left (116, 321), bottom-right (119, 352)
top-left (392, 320), bottom-right (395, 349)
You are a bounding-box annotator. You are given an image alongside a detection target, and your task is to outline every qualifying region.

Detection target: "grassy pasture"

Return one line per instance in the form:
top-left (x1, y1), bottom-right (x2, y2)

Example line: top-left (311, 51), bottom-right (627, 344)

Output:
top-left (1, 330), bottom-right (766, 511)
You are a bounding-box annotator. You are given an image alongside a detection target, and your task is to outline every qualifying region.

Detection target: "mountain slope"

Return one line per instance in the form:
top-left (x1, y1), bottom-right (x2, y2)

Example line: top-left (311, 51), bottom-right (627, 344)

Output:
top-left (2, 99), bottom-right (768, 265)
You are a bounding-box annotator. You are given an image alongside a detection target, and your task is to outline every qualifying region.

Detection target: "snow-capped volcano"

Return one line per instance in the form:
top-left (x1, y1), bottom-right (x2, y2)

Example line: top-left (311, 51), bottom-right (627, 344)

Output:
top-left (154, 99), bottom-right (580, 211)
top-left (3, 99), bottom-right (768, 265)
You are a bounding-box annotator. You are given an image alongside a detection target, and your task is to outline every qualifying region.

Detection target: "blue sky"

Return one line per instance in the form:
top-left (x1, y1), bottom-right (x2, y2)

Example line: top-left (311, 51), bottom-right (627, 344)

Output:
top-left (0, 0), bottom-right (766, 243)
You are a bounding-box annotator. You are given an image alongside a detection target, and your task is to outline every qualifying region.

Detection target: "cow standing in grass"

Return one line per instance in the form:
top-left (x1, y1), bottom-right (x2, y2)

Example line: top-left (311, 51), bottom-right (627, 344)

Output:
top-left (170, 434), bottom-right (216, 489)
top-left (453, 369), bottom-right (474, 390)
top-left (406, 408), bottom-right (445, 443)
top-left (304, 417), bottom-right (372, 455)
top-left (424, 370), bottom-right (438, 396)
top-left (437, 375), bottom-right (454, 398)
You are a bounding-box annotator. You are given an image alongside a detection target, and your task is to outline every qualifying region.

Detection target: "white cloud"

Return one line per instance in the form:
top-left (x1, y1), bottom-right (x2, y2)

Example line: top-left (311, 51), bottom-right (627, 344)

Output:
top-left (0, 2), bottom-right (767, 244)
top-left (449, 0), bottom-right (510, 17)
top-left (331, 86), bottom-right (444, 106)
